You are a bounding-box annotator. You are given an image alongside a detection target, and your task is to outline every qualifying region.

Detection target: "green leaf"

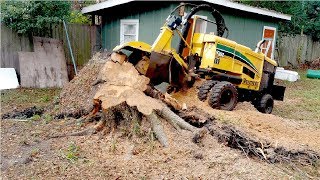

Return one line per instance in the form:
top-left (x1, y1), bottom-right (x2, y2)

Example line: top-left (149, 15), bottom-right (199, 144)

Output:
top-left (237, 1), bottom-right (320, 40)
top-left (1, 0), bottom-right (71, 35)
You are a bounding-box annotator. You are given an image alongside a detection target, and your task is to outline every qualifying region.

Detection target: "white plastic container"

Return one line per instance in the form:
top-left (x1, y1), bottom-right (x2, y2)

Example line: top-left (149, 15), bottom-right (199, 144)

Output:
top-left (275, 67), bottom-right (299, 82)
top-left (0, 68), bottom-right (20, 90)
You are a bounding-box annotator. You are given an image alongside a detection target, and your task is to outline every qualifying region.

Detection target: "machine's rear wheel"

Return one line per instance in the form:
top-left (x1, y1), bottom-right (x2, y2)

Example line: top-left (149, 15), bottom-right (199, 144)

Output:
top-left (197, 80), bottom-right (218, 101)
top-left (208, 81), bottom-right (238, 111)
top-left (255, 94), bottom-right (274, 114)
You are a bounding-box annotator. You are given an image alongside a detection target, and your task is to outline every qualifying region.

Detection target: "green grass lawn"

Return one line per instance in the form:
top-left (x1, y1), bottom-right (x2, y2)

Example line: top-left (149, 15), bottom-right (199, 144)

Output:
top-left (273, 70), bottom-right (320, 121)
top-left (1, 88), bottom-right (61, 114)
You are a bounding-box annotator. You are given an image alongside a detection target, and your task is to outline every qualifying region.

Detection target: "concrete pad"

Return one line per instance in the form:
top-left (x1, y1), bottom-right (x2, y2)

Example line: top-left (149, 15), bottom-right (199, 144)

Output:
top-left (0, 68), bottom-right (19, 90)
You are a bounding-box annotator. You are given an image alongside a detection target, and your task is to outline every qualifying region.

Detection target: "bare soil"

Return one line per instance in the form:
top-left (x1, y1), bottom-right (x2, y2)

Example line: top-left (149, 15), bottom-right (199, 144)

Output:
top-left (1, 93), bottom-right (319, 179)
top-left (2, 119), bottom-right (312, 179)
top-left (1, 62), bottom-right (320, 179)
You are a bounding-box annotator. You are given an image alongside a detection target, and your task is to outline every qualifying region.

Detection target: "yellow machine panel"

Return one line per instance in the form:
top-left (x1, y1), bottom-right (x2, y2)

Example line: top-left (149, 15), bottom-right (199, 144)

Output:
top-left (151, 26), bottom-right (174, 53)
top-left (194, 34), bottom-right (274, 91)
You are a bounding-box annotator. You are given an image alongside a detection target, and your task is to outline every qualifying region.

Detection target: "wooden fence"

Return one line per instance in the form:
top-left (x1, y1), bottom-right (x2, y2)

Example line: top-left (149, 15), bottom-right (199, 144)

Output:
top-left (51, 23), bottom-right (99, 78)
top-left (1, 25), bottom-right (33, 78)
top-left (2, 23), bottom-right (319, 81)
top-left (278, 34), bottom-right (320, 67)
top-left (1, 23), bottom-right (100, 80)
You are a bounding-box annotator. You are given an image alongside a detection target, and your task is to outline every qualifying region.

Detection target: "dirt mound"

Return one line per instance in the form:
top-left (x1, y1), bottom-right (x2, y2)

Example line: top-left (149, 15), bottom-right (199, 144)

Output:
top-left (311, 57), bottom-right (320, 69)
top-left (55, 52), bottom-right (109, 118)
top-left (298, 57), bottom-right (320, 70)
top-left (172, 83), bottom-right (320, 154)
top-left (51, 60), bottom-right (197, 149)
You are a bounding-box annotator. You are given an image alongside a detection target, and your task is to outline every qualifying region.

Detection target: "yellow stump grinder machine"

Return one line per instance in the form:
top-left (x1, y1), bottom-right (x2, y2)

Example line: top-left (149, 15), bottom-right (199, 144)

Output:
top-left (112, 3), bottom-right (286, 114)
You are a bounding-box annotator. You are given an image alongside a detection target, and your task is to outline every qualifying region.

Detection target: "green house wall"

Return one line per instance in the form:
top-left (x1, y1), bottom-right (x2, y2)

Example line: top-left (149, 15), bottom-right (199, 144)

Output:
top-left (100, 2), bottom-right (279, 51)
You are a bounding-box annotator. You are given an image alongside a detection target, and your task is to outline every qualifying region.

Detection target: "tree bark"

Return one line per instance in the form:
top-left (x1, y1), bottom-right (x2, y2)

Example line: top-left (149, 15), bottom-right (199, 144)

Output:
top-left (158, 107), bottom-right (197, 132)
top-left (147, 111), bottom-right (169, 147)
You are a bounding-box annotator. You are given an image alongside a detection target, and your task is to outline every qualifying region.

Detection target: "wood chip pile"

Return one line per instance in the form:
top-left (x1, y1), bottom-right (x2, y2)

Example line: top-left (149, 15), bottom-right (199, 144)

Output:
top-left (55, 52), bottom-right (110, 118)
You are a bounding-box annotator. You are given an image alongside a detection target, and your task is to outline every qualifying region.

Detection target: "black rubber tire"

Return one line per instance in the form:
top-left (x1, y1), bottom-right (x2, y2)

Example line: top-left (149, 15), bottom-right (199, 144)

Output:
top-left (255, 94), bottom-right (274, 114)
top-left (251, 98), bottom-right (260, 109)
top-left (197, 80), bottom-right (218, 101)
top-left (208, 81), bottom-right (238, 111)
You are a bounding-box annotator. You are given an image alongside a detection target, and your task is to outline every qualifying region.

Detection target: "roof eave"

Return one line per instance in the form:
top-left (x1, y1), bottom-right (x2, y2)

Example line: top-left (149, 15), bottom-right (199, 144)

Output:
top-left (82, 0), bottom-right (134, 14)
top-left (82, 0), bottom-right (291, 21)
top-left (204, 0), bottom-right (291, 20)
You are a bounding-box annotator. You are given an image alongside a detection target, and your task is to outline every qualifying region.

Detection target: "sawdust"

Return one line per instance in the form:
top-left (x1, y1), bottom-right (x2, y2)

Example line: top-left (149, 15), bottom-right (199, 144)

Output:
top-left (1, 119), bottom-right (299, 179)
top-left (56, 52), bottom-right (109, 117)
top-left (2, 78), bottom-right (319, 178)
top-left (172, 80), bottom-right (320, 152)
top-left (171, 80), bottom-right (217, 113)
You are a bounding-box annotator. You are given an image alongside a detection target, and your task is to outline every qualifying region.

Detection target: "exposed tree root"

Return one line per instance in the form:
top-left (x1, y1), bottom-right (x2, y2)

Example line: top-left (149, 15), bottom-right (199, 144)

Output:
top-left (54, 109), bottom-right (89, 119)
top-left (50, 102), bottom-right (142, 138)
top-left (178, 106), bottom-right (214, 127)
top-left (157, 107), bottom-right (197, 132)
top-left (205, 122), bottom-right (320, 166)
top-left (147, 111), bottom-right (169, 147)
top-left (52, 59), bottom-right (319, 169)
top-left (50, 124), bottom-right (96, 138)
top-left (144, 85), bottom-right (182, 110)
top-left (50, 118), bottom-right (106, 138)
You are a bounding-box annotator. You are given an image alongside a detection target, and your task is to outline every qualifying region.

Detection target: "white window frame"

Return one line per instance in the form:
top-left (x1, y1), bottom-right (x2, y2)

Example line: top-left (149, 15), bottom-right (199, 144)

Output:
top-left (262, 26), bottom-right (277, 59)
top-left (120, 19), bottom-right (139, 44)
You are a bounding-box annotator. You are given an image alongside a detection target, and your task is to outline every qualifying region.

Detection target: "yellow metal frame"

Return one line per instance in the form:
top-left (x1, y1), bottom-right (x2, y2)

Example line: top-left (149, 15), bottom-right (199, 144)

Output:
top-left (114, 24), bottom-right (189, 71)
top-left (187, 17), bottom-right (278, 91)
top-left (114, 17), bottom-right (278, 92)
top-left (151, 26), bottom-right (188, 70)
top-left (113, 41), bottom-right (152, 53)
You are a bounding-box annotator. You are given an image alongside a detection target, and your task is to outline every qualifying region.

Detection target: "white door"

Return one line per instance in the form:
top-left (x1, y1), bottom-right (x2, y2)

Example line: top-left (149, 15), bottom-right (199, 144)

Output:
top-left (261, 26), bottom-right (276, 59)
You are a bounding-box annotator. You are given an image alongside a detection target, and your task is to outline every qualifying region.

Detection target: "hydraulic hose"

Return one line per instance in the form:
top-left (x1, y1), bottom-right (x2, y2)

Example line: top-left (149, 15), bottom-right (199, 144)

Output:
top-left (177, 4), bottom-right (227, 54)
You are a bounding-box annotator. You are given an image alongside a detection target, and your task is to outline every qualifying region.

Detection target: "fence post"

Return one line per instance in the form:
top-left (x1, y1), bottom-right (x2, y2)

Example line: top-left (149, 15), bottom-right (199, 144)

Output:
top-left (63, 20), bottom-right (77, 75)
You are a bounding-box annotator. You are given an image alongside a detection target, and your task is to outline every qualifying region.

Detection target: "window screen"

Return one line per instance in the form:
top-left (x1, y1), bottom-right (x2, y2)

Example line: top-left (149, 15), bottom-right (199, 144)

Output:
top-left (120, 19), bottom-right (139, 44)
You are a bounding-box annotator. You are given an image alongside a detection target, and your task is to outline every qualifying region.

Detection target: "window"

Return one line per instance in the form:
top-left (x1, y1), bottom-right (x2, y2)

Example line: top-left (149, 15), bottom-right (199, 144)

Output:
top-left (120, 19), bottom-right (139, 44)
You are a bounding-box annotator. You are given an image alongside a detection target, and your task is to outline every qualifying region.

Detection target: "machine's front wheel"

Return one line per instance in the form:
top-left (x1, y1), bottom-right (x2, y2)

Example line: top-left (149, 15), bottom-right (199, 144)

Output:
top-left (255, 94), bottom-right (274, 114)
top-left (208, 81), bottom-right (238, 111)
top-left (197, 80), bottom-right (218, 101)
